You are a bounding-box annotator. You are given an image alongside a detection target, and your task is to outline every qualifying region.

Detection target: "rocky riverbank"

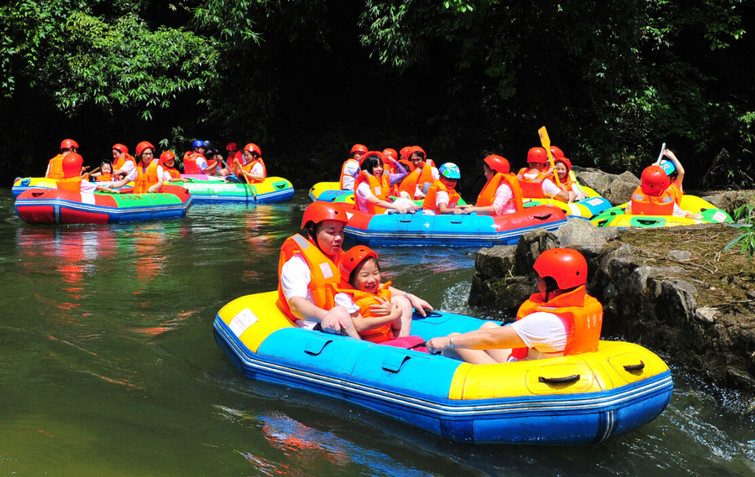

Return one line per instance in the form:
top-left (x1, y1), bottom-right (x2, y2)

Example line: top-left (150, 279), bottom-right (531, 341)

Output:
top-left (468, 186), bottom-right (755, 398)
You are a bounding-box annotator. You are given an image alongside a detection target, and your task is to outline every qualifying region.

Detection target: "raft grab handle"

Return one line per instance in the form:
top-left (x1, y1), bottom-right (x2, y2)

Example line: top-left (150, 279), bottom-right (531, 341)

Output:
top-left (304, 337), bottom-right (333, 356)
top-left (623, 361), bottom-right (645, 372)
top-left (382, 354), bottom-right (411, 373)
top-left (538, 374), bottom-right (580, 385)
top-left (533, 213), bottom-right (552, 220)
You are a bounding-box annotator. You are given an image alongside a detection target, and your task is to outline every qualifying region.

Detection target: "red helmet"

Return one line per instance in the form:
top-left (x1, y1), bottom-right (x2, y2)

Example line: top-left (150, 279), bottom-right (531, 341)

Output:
top-left (339, 245), bottom-right (379, 281)
top-left (350, 144), bottom-right (368, 156)
top-left (112, 143), bottom-right (128, 155)
top-left (527, 147), bottom-right (548, 164)
top-left (159, 150), bottom-right (176, 165)
top-left (243, 143), bottom-right (262, 156)
top-left (483, 154), bottom-right (510, 174)
top-left (556, 157), bottom-right (572, 174)
top-left (550, 146), bottom-right (565, 159)
top-left (359, 150), bottom-right (386, 166)
top-left (60, 139), bottom-right (79, 151)
top-left (136, 141), bottom-right (155, 158)
top-left (61, 152), bottom-right (84, 178)
top-left (640, 165), bottom-right (670, 196)
top-left (534, 248), bottom-right (588, 289)
top-left (410, 145), bottom-right (426, 158)
top-left (382, 148), bottom-right (398, 161)
top-left (399, 146), bottom-right (413, 161)
top-left (226, 142), bottom-right (238, 151)
top-left (301, 202), bottom-right (349, 228)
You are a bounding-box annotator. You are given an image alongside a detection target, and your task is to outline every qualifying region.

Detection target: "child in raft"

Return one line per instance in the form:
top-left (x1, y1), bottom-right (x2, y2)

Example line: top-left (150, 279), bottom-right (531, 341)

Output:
top-left (335, 245), bottom-right (428, 351)
top-left (658, 149), bottom-right (685, 205)
top-left (421, 162), bottom-right (467, 214)
top-left (90, 160), bottom-right (115, 182)
top-left (625, 164), bottom-right (701, 219)
top-left (354, 152), bottom-right (417, 214)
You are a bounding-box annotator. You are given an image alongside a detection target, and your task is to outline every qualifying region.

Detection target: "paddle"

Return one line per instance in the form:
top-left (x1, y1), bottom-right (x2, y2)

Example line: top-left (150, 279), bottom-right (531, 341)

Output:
top-left (654, 142), bottom-right (666, 165)
top-left (229, 157), bottom-right (258, 203)
top-left (538, 126), bottom-right (561, 188)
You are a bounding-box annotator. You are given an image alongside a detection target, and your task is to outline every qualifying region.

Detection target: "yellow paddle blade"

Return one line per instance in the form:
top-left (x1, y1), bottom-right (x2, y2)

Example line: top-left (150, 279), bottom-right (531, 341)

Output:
top-left (538, 126), bottom-right (561, 187)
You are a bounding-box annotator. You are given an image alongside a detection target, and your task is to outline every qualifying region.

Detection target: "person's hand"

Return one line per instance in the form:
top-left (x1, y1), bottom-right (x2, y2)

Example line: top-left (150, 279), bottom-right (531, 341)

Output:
top-left (319, 309), bottom-right (344, 334)
top-left (369, 296), bottom-right (393, 316)
top-left (426, 336), bottom-right (450, 355)
top-left (394, 205), bottom-right (407, 214)
top-left (407, 294), bottom-right (433, 317)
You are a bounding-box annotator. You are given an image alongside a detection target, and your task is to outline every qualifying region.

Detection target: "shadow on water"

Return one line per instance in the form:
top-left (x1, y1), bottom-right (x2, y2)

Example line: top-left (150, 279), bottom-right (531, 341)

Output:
top-left (0, 189), bottom-right (754, 475)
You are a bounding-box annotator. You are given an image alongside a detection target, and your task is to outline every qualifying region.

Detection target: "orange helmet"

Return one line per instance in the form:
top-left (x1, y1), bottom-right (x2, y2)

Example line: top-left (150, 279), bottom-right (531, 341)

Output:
top-left (382, 148), bottom-right (398, 161)
top-left (399, 146), bottom-right (413, 161)
top-left (60, 139), bottom-right (79, 151)
top-left (483, 154), bottom-right (510, 174)
top-left (410, 145), bottom-right (426, 158)
top-left (527, 147), bottom-right (548, 164)
top-left (61, 152), bottom-right (84, 178)
top-left (339, 245), bottom-right (379, 281)
top-left (243, 143), bottom-right (262, 156)
top-left (136, 141), bottom-right (155, 158)
top-left (534, 248), bottom-right (587, 289)
top-left (301, 202), bottom-right (349, 228)
top-left (556, 157), bottom-right (572, 174)
top-left (640, 165), bottom-right (670, 196)
top-left (550, 146), bottom-right (565, 159)
top-left (350, 144), bottom-right (368, 156)
top-left (226, 142), bottom-right (238, 151)
top-left (112, 143), bottom-right (128, 155)
top-left (159, 151), bottom-right (176, 165)
top-left (359, 150), bottom-right (386, 167)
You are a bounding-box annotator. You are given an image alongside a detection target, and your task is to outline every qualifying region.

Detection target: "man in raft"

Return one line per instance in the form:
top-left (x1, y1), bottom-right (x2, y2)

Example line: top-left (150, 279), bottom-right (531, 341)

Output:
top-left (426, 248), bottom-right (602, 363)
top-left (46, 138), bottom-right (79, 179)
top-left (278, 202), bottom-right (432, 337)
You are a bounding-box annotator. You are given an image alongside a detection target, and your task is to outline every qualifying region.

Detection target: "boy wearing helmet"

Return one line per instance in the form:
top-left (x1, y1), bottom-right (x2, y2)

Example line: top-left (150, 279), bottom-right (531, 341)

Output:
top-left (463, 154), bottom-right (523, 215)
top-left (626, 165), bottom-right (699, 218)
top-left (340, 144), bottom-right (368, 190)
top-left (427, 248), bottom-right (603, 363)
top-left (658, 149), bottom-right (685, 205)
top-left (45, 139), bottom-right (80, 179)
top-left (422, 162), bottom-right (465, 214)
top-left (183, 139), bottom-right (218, 175)
top-left (516, 147), bottom-right (551, 198)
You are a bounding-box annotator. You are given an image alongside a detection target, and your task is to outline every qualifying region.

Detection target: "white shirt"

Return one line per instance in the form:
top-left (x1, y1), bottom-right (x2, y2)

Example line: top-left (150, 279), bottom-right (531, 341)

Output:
top-left (195, 156), bottom-right (209, 172)
top-left (342, 160), bottom-right (360, 190)
top-left (541, 178), bottom-right (587, 201)
top-left (119, 159), bottom-right (136, 176)
top-left (355, 181), bottom-right (376, 212)
top-left (249, 161), bottom-right (264, 177)
top-left (510, 311), bottom-right (570, 361)
top-left (280, 253), bottom-right (358, 328)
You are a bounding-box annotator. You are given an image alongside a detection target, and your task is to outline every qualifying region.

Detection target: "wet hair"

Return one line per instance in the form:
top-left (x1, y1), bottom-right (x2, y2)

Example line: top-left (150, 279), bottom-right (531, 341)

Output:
top-left (360, 153), bottom-right (383, 174)
top-left (349, 256), bottom-right (381, 288)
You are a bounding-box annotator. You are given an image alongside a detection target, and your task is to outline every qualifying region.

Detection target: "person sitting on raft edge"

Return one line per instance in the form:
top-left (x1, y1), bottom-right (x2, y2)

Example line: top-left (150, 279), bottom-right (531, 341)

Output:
top-left (426, 248), bottom-right (602, 363)
top-left (277, 202), bottom-right (433, 338)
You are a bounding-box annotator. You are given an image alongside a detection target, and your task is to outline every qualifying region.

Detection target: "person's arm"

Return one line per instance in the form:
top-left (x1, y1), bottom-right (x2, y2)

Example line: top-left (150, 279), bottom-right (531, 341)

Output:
top-left (351, 298), bottom-right (402, 333)
top-left (542, 178), bottom-right (570, 202)
top-left (388, 285), bottom-right (432, 317)
top-left (389, 162), bottom-right (409, 185)
top-left (426, 322), bottom-right (526, 354)
top-left (663, 149), bottom-right (685, 189)
top-left (240, 162), bottom-right (265, 182)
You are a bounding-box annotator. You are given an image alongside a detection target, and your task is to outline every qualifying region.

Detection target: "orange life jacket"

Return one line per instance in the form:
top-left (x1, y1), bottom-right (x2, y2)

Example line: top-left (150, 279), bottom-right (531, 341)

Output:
top-left (630, 186), bottom-right (675, 215)
top-left (183, 152), bottom-right (205, 174)
top-left (134, 160), bottom-right (161, 194)
top-left (516, 168), bottom-right (549, 198)
top-left (398, 165), bottom-right (435, 199)
top-left (475, 173), bottom-right (524, 213)
top-left (46, 154), bottom-right (65, 179)
top-left (277, 234), bottom-right (342, 321)
top-left (509, 286), bottom-right (603, 360)
top-left (354, 171), bottom-right (390, 214)
top-left (113, 154), bottom-right (136, 172)
top-left (340, 159), bottom-right (360, 189)
top-left (241, 158), bottom-right (267, 183)
top-left (343, 282), bottom-right (394, 343)
top-left (422, 180), bottom-right (461, 213)
top-left (97, 173), bottom-right (114, 182)
top-left (666, 182), bottom-right (683, 205)
top-left (55, 176), bottom-right (84, 192)
top-left (163, 167), bottom-right (180, 179)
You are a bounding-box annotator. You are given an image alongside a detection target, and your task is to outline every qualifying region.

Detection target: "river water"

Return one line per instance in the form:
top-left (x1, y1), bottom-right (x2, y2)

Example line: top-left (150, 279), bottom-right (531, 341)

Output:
top-left (0, 188), bottom-right (753, 475)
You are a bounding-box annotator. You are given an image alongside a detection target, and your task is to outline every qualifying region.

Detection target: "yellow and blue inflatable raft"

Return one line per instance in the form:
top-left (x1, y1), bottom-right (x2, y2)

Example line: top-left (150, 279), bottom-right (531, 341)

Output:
top-left (214, 291), bottom-right (673, 445)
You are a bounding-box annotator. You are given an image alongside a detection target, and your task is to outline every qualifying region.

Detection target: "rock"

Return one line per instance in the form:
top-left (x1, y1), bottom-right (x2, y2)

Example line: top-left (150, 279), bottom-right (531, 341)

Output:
top-left (574, 168), bottom-right (640, 205)
top-left (668, 250), bottom-right (692, 261)
top-left (696, 307), bottom-right (719, 323)
top-left (701, 190), bottom-right (755, 215)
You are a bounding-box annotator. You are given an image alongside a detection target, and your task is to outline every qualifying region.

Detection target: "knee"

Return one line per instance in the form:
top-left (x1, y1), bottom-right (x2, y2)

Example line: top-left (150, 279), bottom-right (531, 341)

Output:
top-left (480, 321), bottom-right (501, 330)
top-left (394, 295), bottom-right (412, 310)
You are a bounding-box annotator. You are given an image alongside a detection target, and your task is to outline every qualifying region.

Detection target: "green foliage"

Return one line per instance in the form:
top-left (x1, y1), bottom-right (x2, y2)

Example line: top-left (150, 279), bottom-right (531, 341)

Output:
top-left (724, 204), bottom-right (755, 260)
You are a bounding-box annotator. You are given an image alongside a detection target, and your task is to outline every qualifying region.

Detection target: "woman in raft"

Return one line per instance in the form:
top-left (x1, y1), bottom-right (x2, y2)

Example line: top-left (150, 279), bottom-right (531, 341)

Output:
top-left (540, 156), bottom-right (587, 203)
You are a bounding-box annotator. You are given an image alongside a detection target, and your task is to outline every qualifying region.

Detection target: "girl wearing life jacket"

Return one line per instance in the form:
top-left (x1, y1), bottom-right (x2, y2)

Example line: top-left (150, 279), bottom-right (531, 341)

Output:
top-left (426, 248), bottom-right (603, 363)
top-left (90, 160), bottom-right (115, 182)
top-left (238, 143), bottom-right (267, 183)
top-left (160, 151), bottom-right (181, 180)
top-left (108, 141), bottom-right (164, 193)
top-left (46, 138), bottom-right (79, 179)
top-left (421, 162), bottom-right (465, 214)
top-left (516, 147), bottom-right (551, 198)
top-left (462, 154), bottom-right (523, 215)
top-left (339, 143), bottom-right (368, 190)
top-left (112, 143), bottom-right (136, 180)
top-left (354, 152), bottom-right (417, 214)
top-left (397, 146), bottom-right (439, 199)
top-left (626, 165), bottom-right (700, 218)
top-left (540, 157), bottom-right (587, 203)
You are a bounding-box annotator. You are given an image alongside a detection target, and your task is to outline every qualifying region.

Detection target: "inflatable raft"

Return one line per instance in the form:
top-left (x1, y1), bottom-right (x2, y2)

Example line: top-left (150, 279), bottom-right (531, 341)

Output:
top-left (524, 186), bottom-right (613, 219)
top-left (308, 181), bottom-right (348, 202)
top-left (591, 195), bottom-right (733, 228)
top-left (214, 291), bottom-right (673, 445)
top-left (14, 185), bottom-right (192, 224)
top-left (179, 175), bottom-right (295, 204)
top-left (343, 205), bottom-right (568, 247)
top-left (12, 176), bottom-right (133, 197)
